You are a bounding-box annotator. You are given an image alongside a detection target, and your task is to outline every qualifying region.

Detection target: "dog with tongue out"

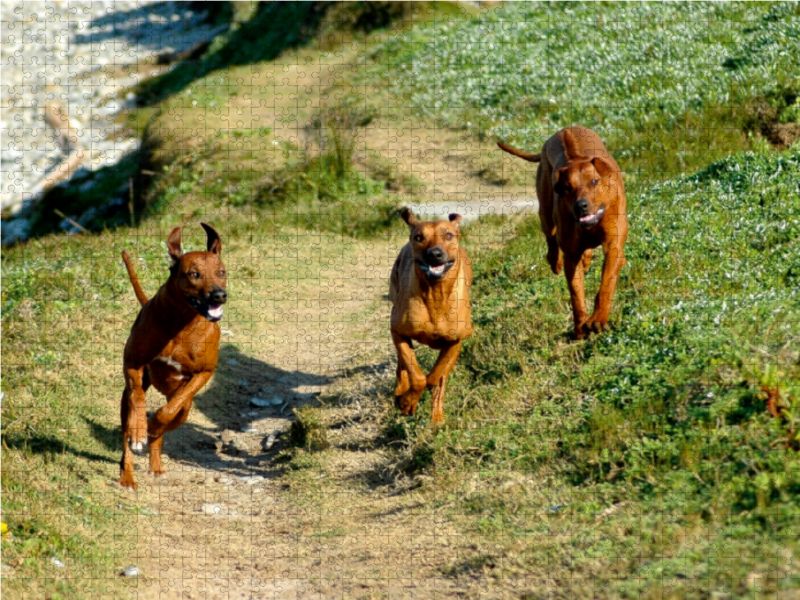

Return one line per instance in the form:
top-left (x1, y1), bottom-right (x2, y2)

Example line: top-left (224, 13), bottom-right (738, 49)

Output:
top-left (117, 223), bottom-right (228, 490)
top-left (389, 208), bottom-right (473, 425)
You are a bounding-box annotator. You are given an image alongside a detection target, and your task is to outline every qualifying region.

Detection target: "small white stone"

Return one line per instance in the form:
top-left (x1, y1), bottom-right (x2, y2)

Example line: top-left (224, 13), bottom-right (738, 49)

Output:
top-left (238, 475), bottom-right (264, 485)
top-left (201, 503), bottom-right (221, 515)
top-left (51, 557), bottom-right (65, 568)
top-left (121, 566), bottom-right (139, 577)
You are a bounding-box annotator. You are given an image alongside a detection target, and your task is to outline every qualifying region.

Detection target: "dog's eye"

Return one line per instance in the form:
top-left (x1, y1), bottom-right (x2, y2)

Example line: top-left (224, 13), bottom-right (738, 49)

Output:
top-left (414, 234), bottom-right (424, 243)
top-left (445, 232), bottom-right (454, 241)
top-left (188, 271), bottom-right (201, 279)
top-left (590, 179), bottom-right (600, 186)
top-left (218, 270), bottom-right (226, 278)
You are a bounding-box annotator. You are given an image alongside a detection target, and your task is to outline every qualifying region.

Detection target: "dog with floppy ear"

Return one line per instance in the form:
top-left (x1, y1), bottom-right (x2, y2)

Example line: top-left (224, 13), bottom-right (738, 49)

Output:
top-left (498, 126), bottom-right (628, 338)
top-left (118, 223), bottom-right (228, 490)
top-left (389, 208), bottom-right (473, 424)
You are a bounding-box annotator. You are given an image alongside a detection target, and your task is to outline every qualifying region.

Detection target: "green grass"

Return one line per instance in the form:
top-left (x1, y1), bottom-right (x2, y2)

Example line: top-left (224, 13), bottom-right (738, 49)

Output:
top-left (364, 2), bottom-right (800, 183)
top-left (384, 147), bottom-right (800, 598)
top-left (5, 3), bottom-right (800, 598)
top-left (0, 234), bottom-right (164, 598)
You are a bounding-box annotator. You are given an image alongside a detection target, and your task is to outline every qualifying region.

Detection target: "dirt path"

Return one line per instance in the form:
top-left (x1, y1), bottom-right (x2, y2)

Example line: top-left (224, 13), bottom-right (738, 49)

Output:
top-left (112, 234), bottom-right (481, 600)
top-left (109, 41), bottom-right (536, 599)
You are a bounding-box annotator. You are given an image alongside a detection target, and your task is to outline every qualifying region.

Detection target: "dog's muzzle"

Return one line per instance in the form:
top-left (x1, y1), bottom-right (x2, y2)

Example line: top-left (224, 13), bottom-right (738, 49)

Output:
top-left (416, 259), bottom-right (455, 280)
top-left (574, 199), bottom-right (606, 228)
top-left (188, 288), bottom-right (228, 322)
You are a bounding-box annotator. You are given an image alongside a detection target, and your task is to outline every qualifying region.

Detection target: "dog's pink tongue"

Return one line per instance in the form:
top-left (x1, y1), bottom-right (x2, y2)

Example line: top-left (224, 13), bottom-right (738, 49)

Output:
top-left (208, 305), bottom-right (223, 319)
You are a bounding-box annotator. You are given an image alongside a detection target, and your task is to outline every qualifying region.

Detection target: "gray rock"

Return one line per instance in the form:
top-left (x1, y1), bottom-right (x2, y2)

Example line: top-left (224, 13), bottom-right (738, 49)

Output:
top-left (1, 219), bottom-right (30, 246)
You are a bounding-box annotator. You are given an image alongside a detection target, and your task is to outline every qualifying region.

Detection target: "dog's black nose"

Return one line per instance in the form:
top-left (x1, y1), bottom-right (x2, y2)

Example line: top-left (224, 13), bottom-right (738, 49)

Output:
top-left (574, 199), bottom-right (590, 215)
top-left (426, 247), bottom-right (445, 264)
top-left (210, 289), bottom-right (228, 305)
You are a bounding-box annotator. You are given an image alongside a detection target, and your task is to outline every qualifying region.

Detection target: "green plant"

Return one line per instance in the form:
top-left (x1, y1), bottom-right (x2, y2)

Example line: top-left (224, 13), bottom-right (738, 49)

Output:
top-left (289, 406), bottom-right (330, 451)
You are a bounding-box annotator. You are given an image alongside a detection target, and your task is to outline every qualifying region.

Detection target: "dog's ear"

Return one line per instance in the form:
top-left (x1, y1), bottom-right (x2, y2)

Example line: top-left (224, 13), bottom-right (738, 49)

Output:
top-left (201, 222), bottom-right (222, 255)
top-left (167, 227), bottom-right (183, 265)
top-left (400, 208), bottom-right (419, 228)
top-left (591, 157), bottom-right (615, 179)
top-left (553, 167), bottom-right (569, 195)
top-left (561, 128), bottom-right (579, 157)
top-left (448, 213), bottom-right (463, 231)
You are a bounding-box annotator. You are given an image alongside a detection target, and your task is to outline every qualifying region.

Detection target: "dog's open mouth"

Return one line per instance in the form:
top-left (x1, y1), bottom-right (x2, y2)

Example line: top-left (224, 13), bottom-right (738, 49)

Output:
top-left (417, 260), bottom-right (455, 280)
top-left (188, 297), bottom-right (225, 322)
top-left (577, 207), bottom-right (606, 228)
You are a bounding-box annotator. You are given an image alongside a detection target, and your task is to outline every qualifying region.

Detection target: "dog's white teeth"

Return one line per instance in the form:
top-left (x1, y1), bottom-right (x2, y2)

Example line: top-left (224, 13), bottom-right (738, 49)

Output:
top-left (208, 306), bottom-right (223, 319)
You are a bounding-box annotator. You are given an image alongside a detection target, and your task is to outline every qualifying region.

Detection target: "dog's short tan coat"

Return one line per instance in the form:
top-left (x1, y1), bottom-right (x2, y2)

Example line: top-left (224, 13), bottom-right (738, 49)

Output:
top-left (118, 224), bottom-right (228, 490)
top-left (389, 209), bottom-right (473, 424)
top-left (498, 126), bottom-right (628, 338)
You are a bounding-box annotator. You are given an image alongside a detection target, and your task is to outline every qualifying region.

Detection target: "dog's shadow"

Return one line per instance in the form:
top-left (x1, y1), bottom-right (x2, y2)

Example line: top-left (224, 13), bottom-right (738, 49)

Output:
top-left (87, 345), bottom-right (348, 480)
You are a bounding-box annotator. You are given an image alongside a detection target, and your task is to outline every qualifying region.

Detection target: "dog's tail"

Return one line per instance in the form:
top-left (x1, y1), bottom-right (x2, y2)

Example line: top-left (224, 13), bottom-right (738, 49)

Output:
top-left (121, 251), bottom-right (149, 307)
top-left (497, 141), bottom-right (542, 163)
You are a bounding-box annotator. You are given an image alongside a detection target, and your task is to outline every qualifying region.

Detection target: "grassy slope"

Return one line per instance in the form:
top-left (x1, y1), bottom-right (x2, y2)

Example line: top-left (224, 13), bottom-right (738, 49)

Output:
top-left (3, 2), bottom-right (800, 598)
top-left (366, 2), bottom-right (800, 181)
top-left (395, 148), bottom-right (800, 598)
top-left (313, 3), bottom-right (800, 598)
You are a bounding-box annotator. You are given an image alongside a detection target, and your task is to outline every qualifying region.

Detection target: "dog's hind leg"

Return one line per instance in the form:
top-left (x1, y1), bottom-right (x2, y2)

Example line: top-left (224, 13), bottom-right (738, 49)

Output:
top-left (392, 332), bottom-right (427, 416)
top-left (119, 386), bottom-right (138, 490)
top-left (536, 162), bottom-right (562, 275)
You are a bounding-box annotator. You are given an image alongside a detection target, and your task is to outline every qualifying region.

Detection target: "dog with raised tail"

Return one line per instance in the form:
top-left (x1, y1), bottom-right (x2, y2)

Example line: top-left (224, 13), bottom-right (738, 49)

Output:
top-left (498, 126), bottom-right (628, 338)
top-left (118, 223), bottom-right (227, 490)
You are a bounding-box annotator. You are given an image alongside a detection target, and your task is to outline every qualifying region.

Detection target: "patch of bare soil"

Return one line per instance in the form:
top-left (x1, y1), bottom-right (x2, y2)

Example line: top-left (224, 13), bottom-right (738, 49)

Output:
top-left (762, 122), bottom-right (800, 149)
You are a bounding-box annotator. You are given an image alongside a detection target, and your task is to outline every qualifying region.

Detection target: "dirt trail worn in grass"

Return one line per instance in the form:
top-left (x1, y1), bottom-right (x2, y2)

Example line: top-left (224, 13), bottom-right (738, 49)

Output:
top-left (114, 233), bottom-right (475, 599)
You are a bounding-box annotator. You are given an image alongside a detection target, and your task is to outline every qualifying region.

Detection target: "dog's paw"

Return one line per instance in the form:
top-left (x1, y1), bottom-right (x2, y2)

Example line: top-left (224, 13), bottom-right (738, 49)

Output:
top-left (394, 391), bottom-right (422, 416)
top-left (394, 371), bottom-right (410, 397)
top-left (128, 437), bottom-right (147, 454)
top-left (118, 473), bottom-right (138, 491)
top-left (581, 317), bottom-right (608, 336)
top-left (546, 245), bottom-right (563, 275)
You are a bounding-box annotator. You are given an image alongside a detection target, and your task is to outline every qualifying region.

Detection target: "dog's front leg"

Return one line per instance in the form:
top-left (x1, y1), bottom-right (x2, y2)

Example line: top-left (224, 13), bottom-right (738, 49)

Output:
top-left (563, 254), bottom-right (590, 339)
top-left (392, 332), bottom-right (427, 416)
top-left (426, 341), bottom-right (462, 425)
top-left (147, 371), bottom-right (213, 476)
top-left (584, 243), bottom-right (626, 335)
top-left (119, 367), bottom-right (149, 489)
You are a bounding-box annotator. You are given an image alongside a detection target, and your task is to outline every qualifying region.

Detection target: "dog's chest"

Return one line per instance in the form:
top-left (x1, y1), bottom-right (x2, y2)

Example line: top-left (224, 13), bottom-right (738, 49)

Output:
top-left (395, 296), bottom-right (471, 344)
top-left (149, 321), bottom-right (220, 378)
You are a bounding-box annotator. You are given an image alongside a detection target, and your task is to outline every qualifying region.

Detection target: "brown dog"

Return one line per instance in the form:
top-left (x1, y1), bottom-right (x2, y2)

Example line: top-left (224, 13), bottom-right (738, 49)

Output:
top-left (498, 126), bottom-right (628, 338)
top-left (118, 224), bottom-right (228, 490)
top-left (389, 209), bottom-right (473, 424)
